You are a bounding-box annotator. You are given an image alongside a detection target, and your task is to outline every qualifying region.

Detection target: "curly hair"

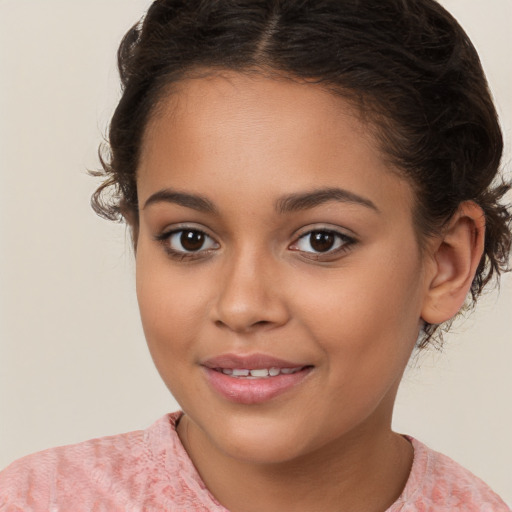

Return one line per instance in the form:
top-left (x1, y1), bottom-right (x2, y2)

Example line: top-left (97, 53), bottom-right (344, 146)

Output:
top-left (91, 0), bottom-right (511, 347)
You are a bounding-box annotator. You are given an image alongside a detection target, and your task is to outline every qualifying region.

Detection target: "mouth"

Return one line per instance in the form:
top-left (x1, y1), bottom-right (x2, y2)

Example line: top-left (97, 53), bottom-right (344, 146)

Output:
top-left (202, 353), bottom-right (309, 371)
top-left (202, 354), bottom-right (313, 404)
top-left (212, 366), bottom-right (306, 378)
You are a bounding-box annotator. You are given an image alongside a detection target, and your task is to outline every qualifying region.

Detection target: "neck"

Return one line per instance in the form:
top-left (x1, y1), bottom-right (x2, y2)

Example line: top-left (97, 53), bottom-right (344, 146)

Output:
top-left (177, 413), bottom-right (413, 512)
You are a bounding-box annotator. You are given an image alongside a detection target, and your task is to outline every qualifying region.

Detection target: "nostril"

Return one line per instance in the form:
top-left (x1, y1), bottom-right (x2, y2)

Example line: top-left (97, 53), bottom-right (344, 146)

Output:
top-left (254, 320), bottom-right (271, 327)
top-left (214, 318), bottom-right (272, 332)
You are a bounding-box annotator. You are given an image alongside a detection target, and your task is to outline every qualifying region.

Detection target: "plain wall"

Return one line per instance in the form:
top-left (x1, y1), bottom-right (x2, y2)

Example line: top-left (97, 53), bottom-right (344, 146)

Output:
top-left (1, 0), bottom-right (511, 504)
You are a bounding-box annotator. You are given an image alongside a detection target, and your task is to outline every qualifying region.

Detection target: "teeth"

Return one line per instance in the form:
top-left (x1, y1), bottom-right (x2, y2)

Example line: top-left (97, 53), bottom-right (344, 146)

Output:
top-left (249, 369), bottom-right (269, 377)
top-left (281, 368), bottom-right (300, 374)
top-left (232, 369), bottom-right (249, 376)
top-left (219, 367), bottom-right (304, 378)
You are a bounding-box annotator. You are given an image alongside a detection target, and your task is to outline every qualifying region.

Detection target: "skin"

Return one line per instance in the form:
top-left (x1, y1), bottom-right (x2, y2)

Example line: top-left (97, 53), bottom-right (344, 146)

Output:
top-left (134, 71), bottom-right (484, 512)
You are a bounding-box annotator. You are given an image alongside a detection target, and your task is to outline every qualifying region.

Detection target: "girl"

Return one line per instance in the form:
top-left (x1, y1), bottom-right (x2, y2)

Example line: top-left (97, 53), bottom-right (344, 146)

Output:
top-left (1, 0), bottom-right (511, 510)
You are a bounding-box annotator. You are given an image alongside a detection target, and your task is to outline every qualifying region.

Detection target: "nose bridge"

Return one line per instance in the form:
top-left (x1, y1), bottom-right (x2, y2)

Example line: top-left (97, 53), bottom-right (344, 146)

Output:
top-left (213, 243), bottom-right (288, 332)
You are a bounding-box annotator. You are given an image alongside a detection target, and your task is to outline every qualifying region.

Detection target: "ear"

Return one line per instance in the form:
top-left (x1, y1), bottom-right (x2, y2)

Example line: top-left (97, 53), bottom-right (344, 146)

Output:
top-left (421, 201), bottom-right (485, 325)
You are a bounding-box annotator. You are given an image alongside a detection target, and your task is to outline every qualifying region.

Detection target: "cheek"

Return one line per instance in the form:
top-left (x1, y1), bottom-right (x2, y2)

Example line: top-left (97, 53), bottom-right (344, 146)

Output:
top-left (135, 245), bottom-right (206, 371)
top-left (136, 258), bottom-right (211, 405)
top-left (292, 252), bottom-right (424, 371)
top-left (295, 261), bottom-right (423, 431)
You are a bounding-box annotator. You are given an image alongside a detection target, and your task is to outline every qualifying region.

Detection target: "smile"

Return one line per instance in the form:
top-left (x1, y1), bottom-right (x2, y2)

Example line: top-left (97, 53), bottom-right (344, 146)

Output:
top-left (203, 366), bottom-right (314, 405)
top-left (216, 367), bottom-right (304, 378)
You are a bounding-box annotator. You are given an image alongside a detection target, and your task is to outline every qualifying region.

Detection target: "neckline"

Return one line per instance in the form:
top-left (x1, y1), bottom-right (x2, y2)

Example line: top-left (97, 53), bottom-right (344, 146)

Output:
top-left (159, 411), bottom-right (426, 510)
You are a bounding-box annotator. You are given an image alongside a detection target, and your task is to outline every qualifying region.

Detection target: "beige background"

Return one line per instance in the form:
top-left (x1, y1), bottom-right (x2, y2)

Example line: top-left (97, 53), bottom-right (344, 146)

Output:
top-left (0, 0), bottom-right (511, 504)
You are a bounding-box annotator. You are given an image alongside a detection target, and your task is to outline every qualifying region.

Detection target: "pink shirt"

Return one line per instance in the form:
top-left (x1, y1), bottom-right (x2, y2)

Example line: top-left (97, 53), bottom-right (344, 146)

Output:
top-left (0, 411), bottom-right (509, 511)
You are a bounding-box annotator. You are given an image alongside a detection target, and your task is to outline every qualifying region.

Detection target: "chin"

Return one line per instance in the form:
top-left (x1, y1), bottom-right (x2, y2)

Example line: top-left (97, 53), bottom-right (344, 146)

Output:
top-left (221, 431), bottom-right (306, 465)
top-left (198, 409), bottom-right (315, 465)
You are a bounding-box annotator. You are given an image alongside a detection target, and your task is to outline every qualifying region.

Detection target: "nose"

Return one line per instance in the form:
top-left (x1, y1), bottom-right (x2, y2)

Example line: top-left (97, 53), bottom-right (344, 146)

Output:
top-left (212, 250), bottom-right (290, 333)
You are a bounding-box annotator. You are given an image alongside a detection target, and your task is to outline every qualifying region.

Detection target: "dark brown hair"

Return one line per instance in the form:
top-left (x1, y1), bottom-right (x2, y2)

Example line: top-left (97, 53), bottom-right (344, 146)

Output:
top-left (92, 0), bottom-right (511, 346)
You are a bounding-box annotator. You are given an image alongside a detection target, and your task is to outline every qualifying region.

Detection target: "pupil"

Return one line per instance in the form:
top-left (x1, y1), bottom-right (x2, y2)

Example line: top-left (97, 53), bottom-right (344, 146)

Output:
top-left (181, 230), bottom-right (204, 251)
top-left (310, 231), bottom-right (335, 252)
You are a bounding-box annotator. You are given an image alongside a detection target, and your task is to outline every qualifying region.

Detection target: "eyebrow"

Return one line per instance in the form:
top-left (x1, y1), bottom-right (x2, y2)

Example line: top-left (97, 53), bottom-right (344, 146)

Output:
top-left (142, 186), bottom-right (378, 215)
top-left (143, 189), bottom-right (217, 214)
top-left (275, 187), bottom-right (379, 214)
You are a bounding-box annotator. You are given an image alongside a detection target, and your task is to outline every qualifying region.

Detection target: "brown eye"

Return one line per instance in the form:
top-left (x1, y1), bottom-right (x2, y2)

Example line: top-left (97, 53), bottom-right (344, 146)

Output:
top-left (165, 229), bottom-right (219, 254)
top-left (180, 230), bottom-right (205, 251)
top-left (290, 229), bottom-right (354, 256)
top-left (309, 231), bottom-right (335, 252)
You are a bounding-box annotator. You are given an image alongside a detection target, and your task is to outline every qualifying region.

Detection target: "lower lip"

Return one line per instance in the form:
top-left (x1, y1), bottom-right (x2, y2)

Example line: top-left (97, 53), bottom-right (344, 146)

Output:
top-left (203, 367), bottom-right (312, 405)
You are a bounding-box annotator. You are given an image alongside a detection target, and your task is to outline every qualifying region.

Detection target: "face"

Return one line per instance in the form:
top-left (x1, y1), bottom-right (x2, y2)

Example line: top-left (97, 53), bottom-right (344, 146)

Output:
top-left (135, 72), bottom-right (431, 465)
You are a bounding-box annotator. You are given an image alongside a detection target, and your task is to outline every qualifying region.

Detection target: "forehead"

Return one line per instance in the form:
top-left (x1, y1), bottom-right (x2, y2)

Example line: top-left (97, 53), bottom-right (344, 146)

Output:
top-left (138, 71), bottom-right (414, 217)
top-left (143, 71), bottom-right (367, 159)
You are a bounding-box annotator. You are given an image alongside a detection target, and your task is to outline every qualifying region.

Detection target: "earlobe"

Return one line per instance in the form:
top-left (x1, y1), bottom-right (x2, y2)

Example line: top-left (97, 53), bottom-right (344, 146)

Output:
top-left (421, 201), bottom-right (485, 325)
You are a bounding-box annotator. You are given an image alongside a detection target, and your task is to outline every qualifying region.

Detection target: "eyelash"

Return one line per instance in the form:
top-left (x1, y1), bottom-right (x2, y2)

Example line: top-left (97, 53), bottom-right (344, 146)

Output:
top-left (289, 229), bottom-right (356, 260)
top-left (154, 228), bottom-right (219, 261)
top-left (154, 227), bottom-right (356, 262)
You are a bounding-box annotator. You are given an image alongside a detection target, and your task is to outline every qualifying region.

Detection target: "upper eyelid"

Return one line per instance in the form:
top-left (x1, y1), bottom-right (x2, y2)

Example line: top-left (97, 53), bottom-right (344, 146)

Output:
top-left (292, 224), bottom-right (357, 241)
top-left (291, 230), bottom-right (354, 247)
top-left (156, 223), bottom-right (216, 239)
top-left (298, 228), bottom-right (350, 238)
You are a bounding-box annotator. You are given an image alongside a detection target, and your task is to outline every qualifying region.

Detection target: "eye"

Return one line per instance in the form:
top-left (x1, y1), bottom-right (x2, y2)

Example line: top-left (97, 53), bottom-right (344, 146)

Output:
top-left (159, 228), bottom-right (219, 255)
top-left (290, 229), bottom-right (354, 255)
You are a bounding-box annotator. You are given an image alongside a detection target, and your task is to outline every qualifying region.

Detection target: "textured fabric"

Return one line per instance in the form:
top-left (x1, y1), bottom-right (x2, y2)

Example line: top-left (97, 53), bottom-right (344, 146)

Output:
top-left (0, 411), bottom-right (509, 511)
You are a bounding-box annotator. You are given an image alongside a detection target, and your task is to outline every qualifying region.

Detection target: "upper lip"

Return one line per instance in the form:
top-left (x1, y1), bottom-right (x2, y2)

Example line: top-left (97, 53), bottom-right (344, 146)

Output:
top-left (202, 353), bottom-right (308, 370)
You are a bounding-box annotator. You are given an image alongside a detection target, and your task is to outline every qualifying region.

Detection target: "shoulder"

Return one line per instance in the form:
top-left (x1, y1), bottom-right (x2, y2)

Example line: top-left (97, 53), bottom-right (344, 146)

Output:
top-left (0, 412), bottom-right (224, 512)
top-left (0, 423), bottom-right (146, 511)
top-left (392, 437), bottom-right (510, 511)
